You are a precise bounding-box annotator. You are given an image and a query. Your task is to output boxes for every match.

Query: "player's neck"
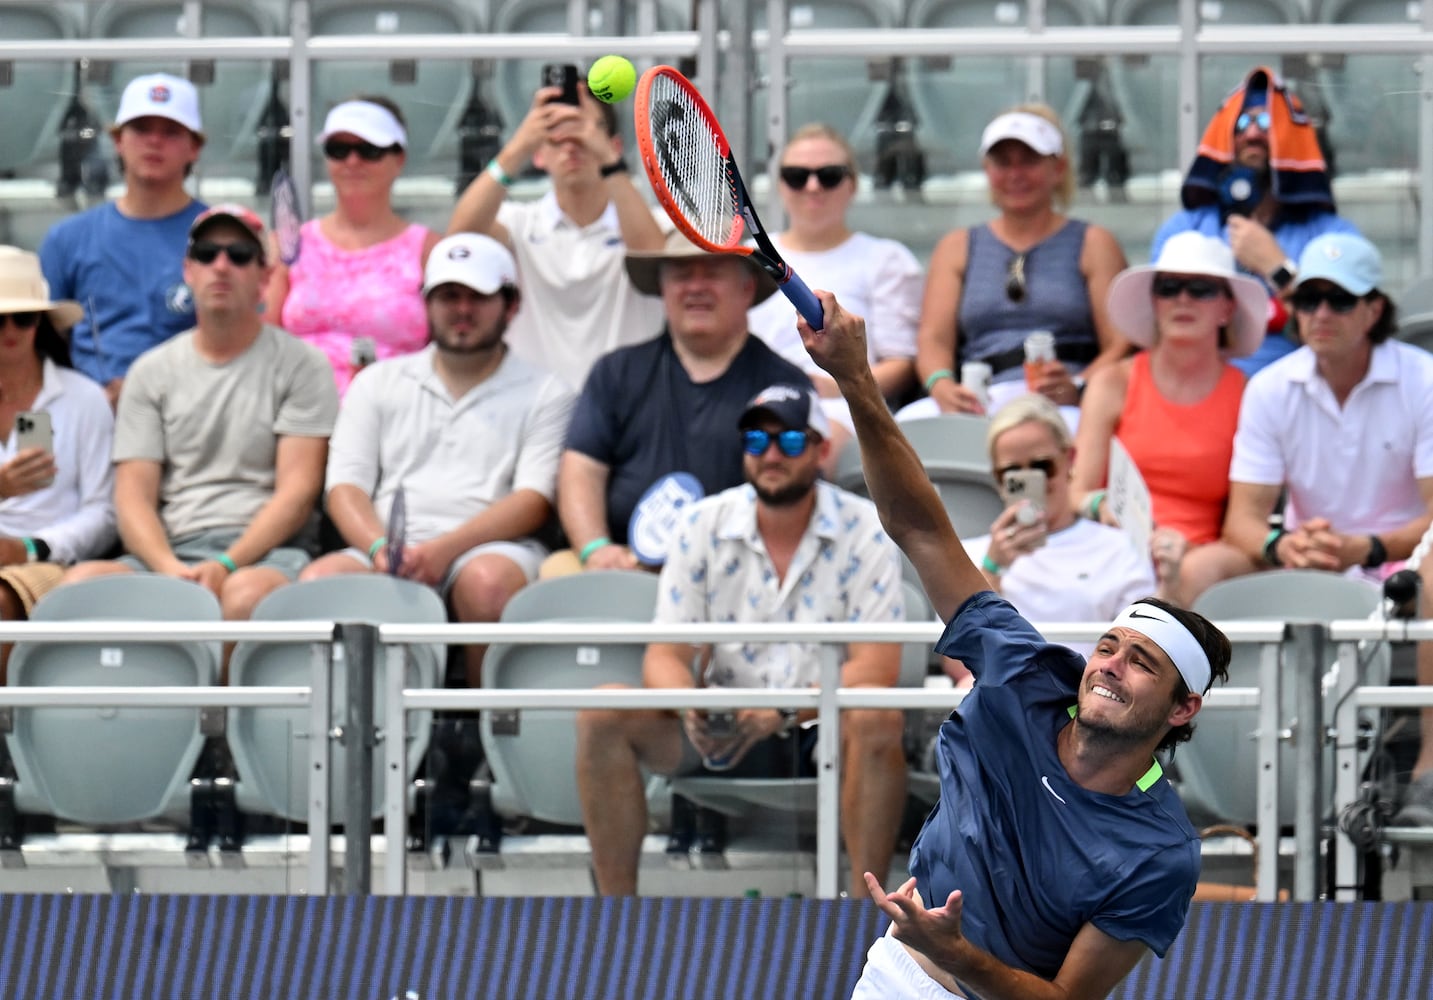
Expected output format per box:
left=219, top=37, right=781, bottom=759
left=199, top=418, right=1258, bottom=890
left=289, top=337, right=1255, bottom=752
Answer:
left=116, top=181, right=193, bottom=220
left=1058, top=720, right=1159, bottom=796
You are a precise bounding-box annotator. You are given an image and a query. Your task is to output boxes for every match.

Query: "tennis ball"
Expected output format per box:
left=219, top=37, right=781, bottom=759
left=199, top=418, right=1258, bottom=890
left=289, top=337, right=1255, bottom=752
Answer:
left=588, top=55, right=637, bottom=104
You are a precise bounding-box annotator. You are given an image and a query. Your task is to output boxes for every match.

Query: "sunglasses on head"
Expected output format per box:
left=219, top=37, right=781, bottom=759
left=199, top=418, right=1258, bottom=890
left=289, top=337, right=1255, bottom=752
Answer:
left=742, top=428, right=812, bottom=458
left=778, top=165, right=852, bottom=190
left=1236, top=110, right=1272, bottom=133
left=188, top=240, right=261, bottom=267
left=1006, top=253, right=1027, bottom=303
left=995, top=458, right=1058, bottom=480
left=1152, top=276, right=1227, bottom=301
left=322, top=138, right=395, bottom=162
left=1291, top=286, right=1362, bottom=314
left=0, top=311, right=40, bottom=330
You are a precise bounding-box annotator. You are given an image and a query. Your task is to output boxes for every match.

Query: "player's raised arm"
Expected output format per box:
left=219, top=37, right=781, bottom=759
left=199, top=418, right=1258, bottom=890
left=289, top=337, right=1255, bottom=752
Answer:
left=799, top=291, right=987, bottom=622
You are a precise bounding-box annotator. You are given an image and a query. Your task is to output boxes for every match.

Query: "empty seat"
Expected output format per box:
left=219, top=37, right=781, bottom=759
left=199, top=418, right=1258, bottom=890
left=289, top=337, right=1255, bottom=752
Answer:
left=1315, top=0, right=1422, bottom=174
left=227, top=575, right=446, bottom=825
left=0, top=4, right=80, bottom=179
left=1396, top=275, right=1433, bottom=353
left=6, top=576, right=221, bottom=825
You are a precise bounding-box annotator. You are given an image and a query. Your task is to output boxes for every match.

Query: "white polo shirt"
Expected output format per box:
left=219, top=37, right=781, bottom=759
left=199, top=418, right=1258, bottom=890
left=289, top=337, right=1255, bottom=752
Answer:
left=654, top=481, right=904, bottom=690
left=1230, top=340, right=1433, bottom=534
left=497, top=192, right=668, bottom=390
left=326, top=345, right=575, bottom=544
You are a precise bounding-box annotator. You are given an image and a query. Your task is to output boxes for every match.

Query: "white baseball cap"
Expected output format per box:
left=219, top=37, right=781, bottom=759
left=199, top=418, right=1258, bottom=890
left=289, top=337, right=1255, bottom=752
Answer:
left=317, top=100, right=407, bottom=150
left=1296, top=233, right=1383, bottom=297
left=422, top=234, right=519, bottom=297
left=978, top=111, right=1063, bottom=158
left=112, top=73, right=204, bottom=139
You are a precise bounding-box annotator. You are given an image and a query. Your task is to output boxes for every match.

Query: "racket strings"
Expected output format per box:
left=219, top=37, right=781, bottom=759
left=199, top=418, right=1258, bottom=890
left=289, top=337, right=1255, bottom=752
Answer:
left=646, top=77, right=740, bottom=247
left=270, top=172, right=303, bottom=263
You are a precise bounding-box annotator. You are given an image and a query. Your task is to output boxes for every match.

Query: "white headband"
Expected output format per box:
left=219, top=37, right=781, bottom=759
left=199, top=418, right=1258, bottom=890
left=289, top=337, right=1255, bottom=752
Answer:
left=1110, top=602, right=1211, bottom=694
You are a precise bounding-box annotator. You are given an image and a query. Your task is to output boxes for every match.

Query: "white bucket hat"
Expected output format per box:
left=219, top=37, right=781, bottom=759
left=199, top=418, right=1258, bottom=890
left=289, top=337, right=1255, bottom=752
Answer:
left=0, top=246, right=83, bottom=332
left=1106, top=232, right=1267, bottom=357
left=111, top=72, right=204, bottom=139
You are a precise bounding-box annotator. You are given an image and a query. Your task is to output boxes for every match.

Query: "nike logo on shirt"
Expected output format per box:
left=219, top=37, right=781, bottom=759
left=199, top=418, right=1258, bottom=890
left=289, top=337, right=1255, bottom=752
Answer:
left=1041, top=775, right=1067, bottom=804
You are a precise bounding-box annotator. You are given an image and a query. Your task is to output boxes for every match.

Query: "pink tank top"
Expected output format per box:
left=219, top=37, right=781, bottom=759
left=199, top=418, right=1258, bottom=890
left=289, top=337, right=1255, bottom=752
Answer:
left=279, top=220, right=431, bottom=395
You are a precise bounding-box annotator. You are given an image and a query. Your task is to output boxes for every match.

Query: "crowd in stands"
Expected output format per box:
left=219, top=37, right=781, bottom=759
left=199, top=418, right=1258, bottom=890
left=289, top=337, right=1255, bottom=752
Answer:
left=5, top=60, right=1433, bottom=890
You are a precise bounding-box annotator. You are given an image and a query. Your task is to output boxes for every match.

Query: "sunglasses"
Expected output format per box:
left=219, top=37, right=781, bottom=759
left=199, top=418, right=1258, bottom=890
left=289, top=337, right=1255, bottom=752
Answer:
left=1235, top=110, right=1272, bottom=133
left=322, top=138, right=396, bottom=162
left=1152, top=276, right=1228, bottom=301
left=778, top=165, right=852, bottom=190
left=1291, top=286, right=1362, bottom=314
left=0, top=311, right=40, bottom=330
left=742, top=428, right=812, bottom=458
left=188, top=240, right=261, bottom=267
left=995, top=458, right=1058, bottom=480
left=1006, top=253, right=1027, bottom=303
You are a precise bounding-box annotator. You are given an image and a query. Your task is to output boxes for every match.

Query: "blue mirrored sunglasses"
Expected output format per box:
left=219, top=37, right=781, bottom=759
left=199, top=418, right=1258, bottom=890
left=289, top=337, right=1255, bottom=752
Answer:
left=742, top=428, right=811, bottom=458
left=1236, top=110, right=1271, bottom=133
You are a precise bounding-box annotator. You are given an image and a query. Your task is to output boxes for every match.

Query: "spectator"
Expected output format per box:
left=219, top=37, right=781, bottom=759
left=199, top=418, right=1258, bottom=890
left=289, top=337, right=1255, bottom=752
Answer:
left=447, top=76, right=665, bottom=389
left=1216, top=233, right=1433, bottom=826
left=266, top=97, right=442, bottom=396
left=549, top=231, right=812, bottom=575
left=746, top=123, right=921, bottom=438
left=40, top=73, right=207, bottom=408
left=798, top=290, right=1230, bottom=1000
left=912, top=104, right=1128, bottom=423
left=62, top=206, right=337, bottom=640
left=0, top=247, right=115, bottom=658
left=575, top=384, right=907, bottom=898
left=962, top=394, right=1153, bottom=666
left=300, top=233, right=574, bottom=687
left=1151, top=65, right=1361, bottom=376
left=1071, top=232, right=1265, bottom=606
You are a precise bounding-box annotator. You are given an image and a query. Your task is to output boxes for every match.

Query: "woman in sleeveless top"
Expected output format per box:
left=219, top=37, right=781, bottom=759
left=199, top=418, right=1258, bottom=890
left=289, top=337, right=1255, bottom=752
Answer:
left=914, top=105, right=1130, bottom=419
left=1071, top=232, right=1266, bottom=605
left=265, top=96, right=441, bottom=396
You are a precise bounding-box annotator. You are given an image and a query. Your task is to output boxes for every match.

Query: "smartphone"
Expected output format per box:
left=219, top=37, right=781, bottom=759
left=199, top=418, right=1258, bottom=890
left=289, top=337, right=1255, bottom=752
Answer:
left=541, top=63, right=581, bottom=106
left=15, top=411, right=53, bottom=455
left=703, top=711, right=737, bottom=740
left=1001, top=468, right=1047, bottom=521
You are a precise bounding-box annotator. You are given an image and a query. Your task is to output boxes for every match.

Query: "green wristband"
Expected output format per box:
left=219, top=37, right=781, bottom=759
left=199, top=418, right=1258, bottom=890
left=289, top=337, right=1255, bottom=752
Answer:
left=980, top=553, right=1003, bottom=576
left=368, top=536, right=389, bottom=561
left=21, top=537, right=38, bottom=563
left=579, top=537, right=612, bottom=566
left=215, top=553, right=238, bottom=573
left=924, top=368, right=955, bottom=393
left=485, top=158, right=513, bottom=187
left=1084, top=490, right=1107, bottom=521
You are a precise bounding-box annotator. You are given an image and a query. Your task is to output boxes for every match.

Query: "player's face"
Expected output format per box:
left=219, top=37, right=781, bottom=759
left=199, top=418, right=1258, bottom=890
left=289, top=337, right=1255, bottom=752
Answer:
left=983, top=140, right=1063, bottom=214
left=742, top=419, right=826, bottom=507
left=114, top=116, right=201, bottom=185
left=182, top=222, right=270, bottom=316
left=660, top=256, right=758, bottom=346
left=1076, top=626, right=1191, bottom=745
left=426, top=284, right=513, bottom=355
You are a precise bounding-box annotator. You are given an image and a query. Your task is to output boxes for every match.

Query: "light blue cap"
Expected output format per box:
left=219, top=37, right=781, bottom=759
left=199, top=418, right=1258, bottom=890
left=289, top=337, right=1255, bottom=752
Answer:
left=1296, top=233, right=1382, bottom=296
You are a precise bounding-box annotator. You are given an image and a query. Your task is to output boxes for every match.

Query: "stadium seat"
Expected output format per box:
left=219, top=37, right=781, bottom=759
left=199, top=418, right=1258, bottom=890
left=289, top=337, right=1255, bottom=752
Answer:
left=835, top=414, right=1003, bottom=542
left=1186, top=569, right=1390, bottom=829
left=479, top=570, right=659, bottom=827
left=5, top=576, right=221, bottom=825
left=1396, top=275, right=1433, bottom=353
left=87, top=1, right=275, bottom=178
left=227, top=575, right=446, bottom=825
left=0, top=4, right=81, bottom=180
left=905, top=0, right=1096, bottom=174
left=1315, top=0, right=1422, bottom=174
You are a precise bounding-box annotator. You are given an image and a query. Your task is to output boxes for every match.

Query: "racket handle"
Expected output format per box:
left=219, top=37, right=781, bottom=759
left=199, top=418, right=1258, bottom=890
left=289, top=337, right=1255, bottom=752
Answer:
left=779, top=270, right=825, bottom=331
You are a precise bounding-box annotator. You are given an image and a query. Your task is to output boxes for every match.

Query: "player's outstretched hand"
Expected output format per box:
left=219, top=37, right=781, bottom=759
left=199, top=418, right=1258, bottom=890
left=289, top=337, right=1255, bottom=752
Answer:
left=797, top=290, right=869, bottom=387
left=864, top=874, right=968, bottom=969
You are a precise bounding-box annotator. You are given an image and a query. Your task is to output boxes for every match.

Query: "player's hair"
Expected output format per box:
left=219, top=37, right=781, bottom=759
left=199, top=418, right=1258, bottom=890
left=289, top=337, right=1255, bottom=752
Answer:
left=985, top=393, right=1071, bottom=467
left=1367, top=292, right=1397, bottom=344
left=32, top=314, right=72, bottom=369
left=1139, top=596, right=1231, bottom=752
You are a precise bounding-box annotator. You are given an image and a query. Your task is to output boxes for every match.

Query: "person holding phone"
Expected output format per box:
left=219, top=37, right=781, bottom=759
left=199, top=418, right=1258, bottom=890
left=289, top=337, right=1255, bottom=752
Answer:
left=447, top=65, right=667, bottom=390
left=0, top=247, right=116, bottom=650
left=265, top=95, right=442, bottom=396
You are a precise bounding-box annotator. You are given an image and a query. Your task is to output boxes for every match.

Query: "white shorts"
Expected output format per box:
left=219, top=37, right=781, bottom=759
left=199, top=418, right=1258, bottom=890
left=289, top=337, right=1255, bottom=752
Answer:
left=849, top=931, right=967, bottom=1000
left=340, top=537, right=546, bottom=596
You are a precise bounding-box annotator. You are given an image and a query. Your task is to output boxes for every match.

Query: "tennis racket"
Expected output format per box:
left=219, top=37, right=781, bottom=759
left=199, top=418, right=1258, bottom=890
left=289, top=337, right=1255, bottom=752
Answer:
left=385, top=486, right=406, bottom=577
left=269, top=166, right=303, bottom=265
left=633, top=65, right=824, bottom=330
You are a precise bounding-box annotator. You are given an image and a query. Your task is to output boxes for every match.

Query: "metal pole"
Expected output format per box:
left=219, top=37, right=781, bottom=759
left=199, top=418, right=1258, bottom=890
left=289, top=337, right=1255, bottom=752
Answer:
left=1421, top=1, right=1433, bottom=274
left=307, top=638, right=332, bottom=895
left=725, top=0, right=753, bottom=174
left=1176, top=0, right=1200, bottom=175
left=1287, top=623, right=1325, bottom=901
left=1332, top=639, right=1365, bottom=901
left=815, top=652, right=841, bottom=899
left=383, top=643, right=409, bottom=896
left=340, top=623, right=377, bottom=895
left=763, top=0, right=788, bottom=227
left=1255, top=638, right=1282, bottom=901
left=287, top=1, right=313, bottom=216
left=1026, top=0, right=1047, bottom=103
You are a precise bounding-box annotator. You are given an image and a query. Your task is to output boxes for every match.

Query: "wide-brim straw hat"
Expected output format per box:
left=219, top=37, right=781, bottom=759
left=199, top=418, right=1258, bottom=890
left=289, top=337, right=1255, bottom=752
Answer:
left=1107, top=231, right=1267, bottom=357
left=624, top=229, right=779, bottom=305
left=0, top=246, right=83, bottom=332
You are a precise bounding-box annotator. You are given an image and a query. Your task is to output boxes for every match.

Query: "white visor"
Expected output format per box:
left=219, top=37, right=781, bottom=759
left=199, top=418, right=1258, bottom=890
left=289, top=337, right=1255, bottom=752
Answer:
left=978, top=112, right=1064, bottom=158
left=317, top=100, right=407, bottom=150
left=1110, top=602, right=1212, bottom=695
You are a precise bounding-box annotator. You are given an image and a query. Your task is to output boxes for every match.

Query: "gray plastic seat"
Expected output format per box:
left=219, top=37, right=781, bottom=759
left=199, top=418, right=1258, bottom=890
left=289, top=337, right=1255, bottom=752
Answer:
left=227, top=575, right=446, bottom=824
left=1186, top=569, right=1389, bottom=828
left=1395, top=275, right=1433, bottom=353
left=0, top=4, right=80, bottom=179
left=1315, top=0, right=1422, bottom=174
left=479, top=570, right=660, bottom=827
left=6, top=576, right=221, bottom=825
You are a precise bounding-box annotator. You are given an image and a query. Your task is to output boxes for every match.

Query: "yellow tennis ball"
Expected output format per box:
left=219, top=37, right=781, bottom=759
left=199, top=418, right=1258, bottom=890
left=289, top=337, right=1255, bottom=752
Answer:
left=588, top=55, right=637, bottom=104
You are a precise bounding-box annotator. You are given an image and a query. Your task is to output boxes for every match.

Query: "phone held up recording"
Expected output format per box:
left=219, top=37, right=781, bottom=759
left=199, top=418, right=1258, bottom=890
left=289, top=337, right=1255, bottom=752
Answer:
left=1001, top=467, right=1048, bottom=546
left=541, top=63, right=581, bottom=106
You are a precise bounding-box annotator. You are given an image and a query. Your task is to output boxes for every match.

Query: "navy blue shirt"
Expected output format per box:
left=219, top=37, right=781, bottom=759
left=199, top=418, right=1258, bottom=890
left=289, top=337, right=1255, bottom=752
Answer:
left=565, top=331, right=810, bottom=544
left=909, top=592, right=1200, bottom=983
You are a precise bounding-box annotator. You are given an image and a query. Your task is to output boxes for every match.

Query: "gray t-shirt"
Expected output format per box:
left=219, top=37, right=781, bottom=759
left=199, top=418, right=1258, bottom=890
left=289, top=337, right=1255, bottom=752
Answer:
left=114, top=324, right=338, bottom=539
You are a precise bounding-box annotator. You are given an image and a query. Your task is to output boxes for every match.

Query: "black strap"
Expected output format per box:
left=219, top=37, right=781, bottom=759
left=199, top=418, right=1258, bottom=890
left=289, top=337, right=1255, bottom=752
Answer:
left=974, top=339, right=1100, bottom=375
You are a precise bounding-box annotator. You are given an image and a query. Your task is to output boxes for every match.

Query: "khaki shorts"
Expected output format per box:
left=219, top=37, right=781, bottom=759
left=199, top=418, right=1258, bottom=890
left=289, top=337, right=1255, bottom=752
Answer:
left=0, top=562, right=65, bottom=617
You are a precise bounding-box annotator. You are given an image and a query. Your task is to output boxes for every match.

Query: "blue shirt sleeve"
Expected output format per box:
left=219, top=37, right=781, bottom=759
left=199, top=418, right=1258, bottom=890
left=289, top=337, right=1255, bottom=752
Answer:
left=935, top=591, right=1085, bottom=692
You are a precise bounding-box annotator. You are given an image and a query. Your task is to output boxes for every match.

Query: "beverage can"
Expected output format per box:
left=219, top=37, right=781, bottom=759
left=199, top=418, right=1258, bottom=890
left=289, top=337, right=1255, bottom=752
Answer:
left=1023, top=331, right=1057, bottom=391
left=960, top=361, right=992, bottom=409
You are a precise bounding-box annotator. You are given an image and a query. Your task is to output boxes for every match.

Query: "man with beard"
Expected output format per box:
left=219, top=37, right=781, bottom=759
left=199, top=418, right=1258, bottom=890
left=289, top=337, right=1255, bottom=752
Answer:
left=791, top=291, right=1231, bottom=1000
left=1151, top=66, right=1361, bottom=376
left=302, top=232, right=574, bottom=687
left=575, top=384, right=908, bottom=897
